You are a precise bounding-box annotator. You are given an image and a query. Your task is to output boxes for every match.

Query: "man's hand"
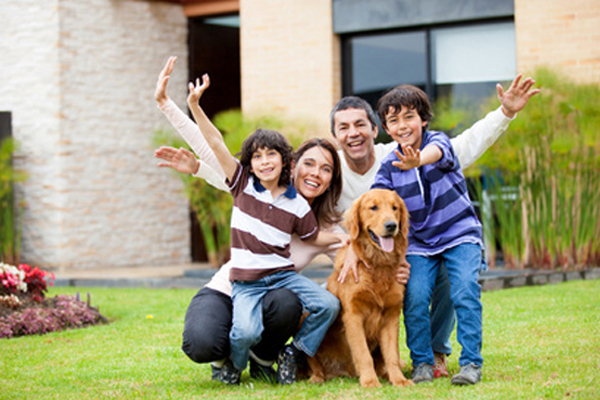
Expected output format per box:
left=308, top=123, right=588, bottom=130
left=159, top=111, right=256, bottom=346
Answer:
left=498, top=74, right=541, bottom=118
left=392, top=144, right=420, bottom=170
left=395, top=258, right=411, bottom=285
left=155, top=146, right=200, bottom=175
left=155, top=56, right=177, bottom=107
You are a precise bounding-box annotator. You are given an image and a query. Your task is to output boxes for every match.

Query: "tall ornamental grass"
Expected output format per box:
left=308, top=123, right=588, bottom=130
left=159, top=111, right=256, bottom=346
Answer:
left=434, top=68, right=600, bottom=270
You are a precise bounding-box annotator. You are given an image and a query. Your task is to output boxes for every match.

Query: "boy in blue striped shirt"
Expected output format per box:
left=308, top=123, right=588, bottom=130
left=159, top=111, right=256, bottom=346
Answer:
left=372, top=84, right=484, bottom=385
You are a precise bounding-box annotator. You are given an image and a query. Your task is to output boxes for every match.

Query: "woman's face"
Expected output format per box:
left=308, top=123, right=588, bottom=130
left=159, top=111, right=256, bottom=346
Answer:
left=293, top=146, right=335, bottom=204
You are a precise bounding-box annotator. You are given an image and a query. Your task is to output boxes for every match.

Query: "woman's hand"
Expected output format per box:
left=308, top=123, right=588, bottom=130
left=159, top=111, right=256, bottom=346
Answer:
left=155, top=56, right=177, bottom=107
left=337, top=244, right=372, bottom=283
left=155, top=146, right=200, bottom=175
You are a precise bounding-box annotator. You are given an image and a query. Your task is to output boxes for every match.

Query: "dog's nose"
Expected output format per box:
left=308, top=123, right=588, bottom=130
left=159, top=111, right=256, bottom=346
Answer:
left=384, top=221, right=397, bottom=233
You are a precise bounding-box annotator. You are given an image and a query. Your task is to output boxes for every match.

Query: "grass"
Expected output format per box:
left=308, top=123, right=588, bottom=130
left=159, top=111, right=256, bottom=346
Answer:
left=1, top=280, right=599, bottom=399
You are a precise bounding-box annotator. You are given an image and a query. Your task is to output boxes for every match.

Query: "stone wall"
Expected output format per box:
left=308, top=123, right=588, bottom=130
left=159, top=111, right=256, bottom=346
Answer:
left=0, top=0, right=192, bottom=269
left=515, top=0, right=600, bottom=84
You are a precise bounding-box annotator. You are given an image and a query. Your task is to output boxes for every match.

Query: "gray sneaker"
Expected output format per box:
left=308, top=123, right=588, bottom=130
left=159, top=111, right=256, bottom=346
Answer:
left=451, top=363, right=482, bottom=385
left=412, top=363, right=433, bottom=384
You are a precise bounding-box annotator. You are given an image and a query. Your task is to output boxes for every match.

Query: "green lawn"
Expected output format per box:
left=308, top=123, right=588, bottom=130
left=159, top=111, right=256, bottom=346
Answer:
left=1, top=280, right=599, bottom=399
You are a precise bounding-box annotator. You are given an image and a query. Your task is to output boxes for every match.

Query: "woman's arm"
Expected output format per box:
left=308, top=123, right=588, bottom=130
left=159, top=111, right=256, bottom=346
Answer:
left=155, top=56, right=227, bottom=181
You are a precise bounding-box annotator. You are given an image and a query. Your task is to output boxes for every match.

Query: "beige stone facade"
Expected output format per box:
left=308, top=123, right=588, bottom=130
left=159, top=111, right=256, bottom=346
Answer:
left=1, top=0, right=191, bottom=269
left=514, top=0, right=600, bottom=84
left=239, top=0, right=341, bottom=135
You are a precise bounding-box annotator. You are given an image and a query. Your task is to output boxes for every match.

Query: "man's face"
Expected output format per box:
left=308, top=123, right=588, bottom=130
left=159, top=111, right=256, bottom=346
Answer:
left=333, top=108, right=378, bottom=165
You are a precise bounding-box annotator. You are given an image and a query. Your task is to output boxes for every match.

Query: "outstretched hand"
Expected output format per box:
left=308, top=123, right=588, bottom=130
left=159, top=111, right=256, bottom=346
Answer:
left=155, top=56, right=177, bottom=106
left=155, top=146, right=200, bottom=175
left=392, top=144, right=420, bottom=171
left=187, top=74, right=211, bottom=107
left=497, top=74, right=541, bottom=118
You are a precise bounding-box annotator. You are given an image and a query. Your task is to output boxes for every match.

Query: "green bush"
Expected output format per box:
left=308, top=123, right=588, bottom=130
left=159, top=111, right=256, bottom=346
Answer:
left=0, top=138, right=27, bottom=264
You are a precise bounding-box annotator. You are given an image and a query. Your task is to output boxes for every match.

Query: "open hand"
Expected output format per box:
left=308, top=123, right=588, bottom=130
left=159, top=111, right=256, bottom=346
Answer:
left=155, top=56, right=177, bottom=106
left=155, top=146, right=200, bottom=175
left=392, top=144, right=420, bottom=170
left=497, top=73, right=541, bottom=118
left=187, top=74, right=211, bottom=106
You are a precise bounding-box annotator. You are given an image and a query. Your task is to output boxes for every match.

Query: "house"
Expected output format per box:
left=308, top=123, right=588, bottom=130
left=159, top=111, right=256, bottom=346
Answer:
left=1, top=0, right=597, bottom=271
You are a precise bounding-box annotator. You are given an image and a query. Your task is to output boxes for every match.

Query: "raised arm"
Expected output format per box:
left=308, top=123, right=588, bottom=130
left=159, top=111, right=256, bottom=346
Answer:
left=155, top=56, right=226, bottom=181
left=187, top=75, right=238, bottom=181
left=451, top=74, right=540, bottom=169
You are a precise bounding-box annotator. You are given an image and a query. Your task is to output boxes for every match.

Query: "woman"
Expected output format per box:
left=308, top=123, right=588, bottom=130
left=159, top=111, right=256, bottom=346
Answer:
left=154, top=56, right=345, bottom=384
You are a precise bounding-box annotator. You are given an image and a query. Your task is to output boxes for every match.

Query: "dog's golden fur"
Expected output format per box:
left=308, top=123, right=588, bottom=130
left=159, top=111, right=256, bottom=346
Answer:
left=306, top=189, right=412, bottom=388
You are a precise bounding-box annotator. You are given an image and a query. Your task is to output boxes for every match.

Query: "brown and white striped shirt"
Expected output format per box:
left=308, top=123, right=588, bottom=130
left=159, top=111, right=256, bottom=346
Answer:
left=227, top=162, right=319, bottom=282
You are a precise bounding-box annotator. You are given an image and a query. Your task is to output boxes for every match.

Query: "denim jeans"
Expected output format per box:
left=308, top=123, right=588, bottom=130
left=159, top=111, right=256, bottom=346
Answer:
left=430, top=264, right=456, bottom=355
left=404, top=243, right=484, bottom=367
left=230, top=270, right=340, bottom=371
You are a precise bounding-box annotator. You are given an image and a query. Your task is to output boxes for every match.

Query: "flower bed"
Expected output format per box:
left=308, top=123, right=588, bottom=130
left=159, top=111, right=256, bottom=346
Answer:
left=0, top=263, right=107, bottom=339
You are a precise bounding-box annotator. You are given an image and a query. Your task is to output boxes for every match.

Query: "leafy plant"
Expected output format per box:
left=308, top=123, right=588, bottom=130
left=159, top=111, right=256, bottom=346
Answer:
left=0, top=137, right=27, bottom=265
left=154, top=109, right=307, bottom=266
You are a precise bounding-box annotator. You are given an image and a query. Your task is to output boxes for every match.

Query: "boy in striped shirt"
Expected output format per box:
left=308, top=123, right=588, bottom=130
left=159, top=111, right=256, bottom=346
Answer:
left=187, top=74, right=346, bottom=385
left=372, top=84, right=485, bottom=385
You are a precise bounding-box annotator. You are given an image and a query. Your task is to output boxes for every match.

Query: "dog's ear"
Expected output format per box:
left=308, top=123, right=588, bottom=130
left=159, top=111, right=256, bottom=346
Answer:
left=345, top=195, right=362, bottom=240
left=398, top=196, right=409, bottom=242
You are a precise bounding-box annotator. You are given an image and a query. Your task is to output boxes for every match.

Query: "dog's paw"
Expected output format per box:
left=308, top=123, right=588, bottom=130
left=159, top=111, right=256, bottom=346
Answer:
left=309, top=375, right=325, bottom=385
left=390, top=377, right=413, bottom=387
left=360, top=376, right=381, bottom=388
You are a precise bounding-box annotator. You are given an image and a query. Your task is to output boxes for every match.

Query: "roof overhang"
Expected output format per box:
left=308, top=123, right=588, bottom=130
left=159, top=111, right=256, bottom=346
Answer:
left=158, top=0, right=239, bottom=17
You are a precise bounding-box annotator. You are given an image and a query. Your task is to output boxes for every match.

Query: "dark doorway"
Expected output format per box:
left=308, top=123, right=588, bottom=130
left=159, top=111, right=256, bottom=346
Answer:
left=187, top=15, right=240, bottom=262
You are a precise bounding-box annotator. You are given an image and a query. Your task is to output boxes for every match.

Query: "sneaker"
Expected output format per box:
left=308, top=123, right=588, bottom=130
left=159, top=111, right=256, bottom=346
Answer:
left=210, top=364, right=222, bottom=381
left=412, top=363, right=433, bottom=384
left=451, top=363, right=482, bottom=385
left=277, top=345, right=300, bottom=385
left=433, top=352, right=449, bottom=378
left=250, top=358, right=277, bottom=383
left=216, top=359, right=241, bottom=385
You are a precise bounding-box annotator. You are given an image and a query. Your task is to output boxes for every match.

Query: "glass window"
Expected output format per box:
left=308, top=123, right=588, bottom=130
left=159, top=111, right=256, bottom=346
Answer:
left=343, top=20, right=515, bottom=110
left=349, top=31, right=427, bottom=110
left=432, top=22, right=516, bottom=106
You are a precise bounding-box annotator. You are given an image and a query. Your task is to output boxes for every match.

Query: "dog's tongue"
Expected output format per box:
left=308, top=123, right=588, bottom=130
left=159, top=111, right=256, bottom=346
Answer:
left=379, top=235, right=394, bottom=253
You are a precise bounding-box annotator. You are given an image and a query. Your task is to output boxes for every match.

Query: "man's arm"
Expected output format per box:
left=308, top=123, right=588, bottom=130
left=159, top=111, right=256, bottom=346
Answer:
left=451, top=74, right=540, bottom=169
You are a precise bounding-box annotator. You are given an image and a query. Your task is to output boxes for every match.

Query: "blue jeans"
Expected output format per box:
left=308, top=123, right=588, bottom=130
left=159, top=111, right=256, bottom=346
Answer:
left=230, top=270, right=340, bottom=371
left=404, top=243, right=484, bottom=367
left=430, top=264, right=455, bottom=355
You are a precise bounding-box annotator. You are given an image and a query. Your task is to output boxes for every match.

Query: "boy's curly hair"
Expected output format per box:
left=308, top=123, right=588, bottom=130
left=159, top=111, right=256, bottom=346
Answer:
left=239, top=128, right=293, bottom=187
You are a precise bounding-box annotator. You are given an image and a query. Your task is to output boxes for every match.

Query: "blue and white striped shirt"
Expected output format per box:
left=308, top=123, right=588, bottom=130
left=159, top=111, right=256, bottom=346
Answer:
left=372, top=131, right=482, bottom=256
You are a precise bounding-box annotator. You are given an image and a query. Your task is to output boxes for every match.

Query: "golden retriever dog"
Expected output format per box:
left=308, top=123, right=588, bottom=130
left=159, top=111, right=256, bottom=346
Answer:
left=306, top=189, right=412, bottom=388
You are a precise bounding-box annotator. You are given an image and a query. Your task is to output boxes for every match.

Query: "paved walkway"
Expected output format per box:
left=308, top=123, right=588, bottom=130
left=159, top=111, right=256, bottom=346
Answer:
left=52, top=262, right=600, bottom=292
